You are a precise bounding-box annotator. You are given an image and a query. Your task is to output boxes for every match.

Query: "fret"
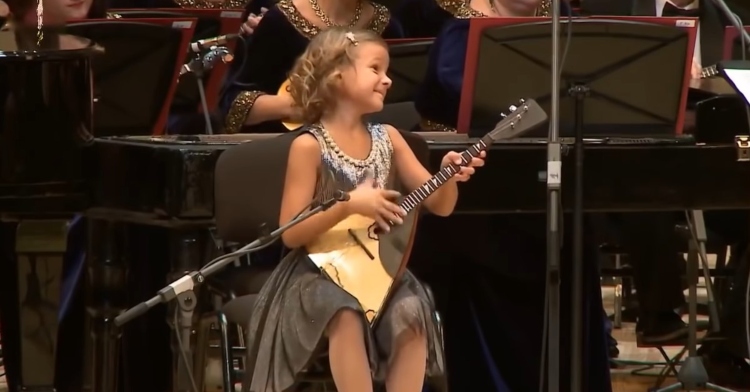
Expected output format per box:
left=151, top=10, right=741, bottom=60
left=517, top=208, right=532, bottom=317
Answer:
left=399, top=141, right=487, bottom=214
left=395, top=99, right=540, bottom=215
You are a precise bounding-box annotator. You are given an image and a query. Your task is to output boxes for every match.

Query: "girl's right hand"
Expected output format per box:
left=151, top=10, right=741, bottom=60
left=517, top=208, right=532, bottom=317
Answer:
left=347, top=178, right=405, bottom=232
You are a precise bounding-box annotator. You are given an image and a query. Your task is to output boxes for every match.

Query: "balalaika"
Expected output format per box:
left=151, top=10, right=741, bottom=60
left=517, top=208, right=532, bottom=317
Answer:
left=305, top=99, right=549, bottom=325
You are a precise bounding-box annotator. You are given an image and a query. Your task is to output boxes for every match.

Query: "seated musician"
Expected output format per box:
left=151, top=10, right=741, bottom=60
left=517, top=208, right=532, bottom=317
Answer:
left=218, top=0, right=403, bottom=134
left=581, top=0, right=750, bottom=386
left=47, top=0, right=121, bottom=20
left=391, top=0, right=453, bottom=38
left=1, top=0, right=110, bottom=25
left=414, top=0, right=555, bottom=133
left=243, top=27, right=485, bottom=392
left=0, top=1, right=7, bottom=29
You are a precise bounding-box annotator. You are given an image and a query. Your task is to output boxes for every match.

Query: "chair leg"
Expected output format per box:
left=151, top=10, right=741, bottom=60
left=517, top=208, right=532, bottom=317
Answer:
left=216, top=306, right=234, bottom=392
left=613, top=254, right=623, bottom=329
left=713, top=246, right=729, bottom=312
left=237, top=324, right=246, bottom=372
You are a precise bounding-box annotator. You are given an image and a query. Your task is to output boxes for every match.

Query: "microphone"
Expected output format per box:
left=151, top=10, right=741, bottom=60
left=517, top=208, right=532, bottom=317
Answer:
left=189, top=33, right=240, bottom=53
left=180, top=46, right=234, bottom=76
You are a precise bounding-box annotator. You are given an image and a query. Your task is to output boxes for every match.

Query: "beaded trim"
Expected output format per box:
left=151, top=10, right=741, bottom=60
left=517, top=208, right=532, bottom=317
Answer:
left=276, top=0, right=390, bottom=40
left=225, top=90, right=265, bottom=134
left=173, top=0, right=247, bottom=9
left=314, top=123, right=378, bottom=169
left=454, top=0, right=552, bottom=18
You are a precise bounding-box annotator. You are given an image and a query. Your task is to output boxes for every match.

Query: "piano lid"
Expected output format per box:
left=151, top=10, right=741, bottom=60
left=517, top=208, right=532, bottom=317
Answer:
left=98, top=134, right=278, bottom=147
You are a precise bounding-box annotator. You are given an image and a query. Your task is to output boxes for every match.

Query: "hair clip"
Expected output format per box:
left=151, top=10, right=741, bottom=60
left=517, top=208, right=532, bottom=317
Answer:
left=345, top=32, right=358, bottom=46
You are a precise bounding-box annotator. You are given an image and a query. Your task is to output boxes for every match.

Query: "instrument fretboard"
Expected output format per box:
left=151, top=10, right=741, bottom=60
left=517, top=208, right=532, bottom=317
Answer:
left=400, top=135, right=492, bottom=213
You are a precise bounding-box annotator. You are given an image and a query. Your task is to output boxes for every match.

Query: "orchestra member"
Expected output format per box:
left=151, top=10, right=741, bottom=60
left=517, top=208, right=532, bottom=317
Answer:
left=0, top=0, right=8, bottom=17
left=240, top=5, right=267, bottom=35
left=223, top=2, right=272, bottom=99
left=408, top=1, right=612, bottom=391
left=391, top=0, right=453, bottom=38
left=243, top=27, right=485, bottom=392
left=49, top=0, right=108, bottom=19
left=218, top=0, right=403, bottom=134
left=580, top=0, right=750, bottom=386
left=583, top=0, right=750, bottom=76
left=414, top=0, right=554, bottom=133
left=3, top=0, right=108, bottom=24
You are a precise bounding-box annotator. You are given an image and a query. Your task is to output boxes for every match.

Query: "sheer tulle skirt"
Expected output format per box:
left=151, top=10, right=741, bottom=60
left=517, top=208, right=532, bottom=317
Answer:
left=242, top=249, right=446, bottom=392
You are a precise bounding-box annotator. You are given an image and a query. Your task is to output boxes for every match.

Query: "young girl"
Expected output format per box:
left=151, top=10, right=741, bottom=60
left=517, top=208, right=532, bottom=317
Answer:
left=242, top=27, right=484, bottom=392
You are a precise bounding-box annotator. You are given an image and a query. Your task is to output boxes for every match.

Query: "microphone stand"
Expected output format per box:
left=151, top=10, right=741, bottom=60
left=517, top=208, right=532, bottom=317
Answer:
left=113, top=196, right=343, bottom=391
left=546, top=1, right=563, bottom=392
left=180, top=47, right=232, bottom=135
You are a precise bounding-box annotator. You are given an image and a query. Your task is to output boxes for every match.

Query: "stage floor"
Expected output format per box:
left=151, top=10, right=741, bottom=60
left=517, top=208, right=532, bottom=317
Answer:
left=1, top=254, right=748, bottom=391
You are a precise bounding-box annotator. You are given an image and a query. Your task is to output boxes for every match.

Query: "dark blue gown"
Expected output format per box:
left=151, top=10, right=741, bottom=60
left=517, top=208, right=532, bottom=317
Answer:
left=408, top=3, right=613, bottom=392
left=217, top=0, right=403, bottom=134
left=390, top=0, right=453, bottom=38
left=412, top=3, right=484, bottom=132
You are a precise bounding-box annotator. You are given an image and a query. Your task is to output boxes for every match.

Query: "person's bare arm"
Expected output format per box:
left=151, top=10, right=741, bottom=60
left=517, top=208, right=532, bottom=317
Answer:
left=279, top=134, right=351, bottom=248
left=245, top=94, right=296, bottom=125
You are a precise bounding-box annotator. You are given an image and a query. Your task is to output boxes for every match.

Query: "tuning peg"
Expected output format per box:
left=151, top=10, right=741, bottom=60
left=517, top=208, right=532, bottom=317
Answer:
left=509, top=105, right=518, bottom=112
left=500, top=112, right=507, bottom=118
left=518, top=99, right=526, bottom=104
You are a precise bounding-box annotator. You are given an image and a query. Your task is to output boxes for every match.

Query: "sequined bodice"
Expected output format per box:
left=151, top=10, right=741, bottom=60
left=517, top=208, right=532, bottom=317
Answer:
left=307, top=123, right=393, bottom=204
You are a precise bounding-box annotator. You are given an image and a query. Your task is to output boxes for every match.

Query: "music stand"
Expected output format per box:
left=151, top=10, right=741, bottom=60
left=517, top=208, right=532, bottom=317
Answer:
left=459, top=16, right=695, bottom=391
left=384, top=39, right=433, bottom=103
left=67, top=19, right=195, bottom=136
left=459, top=17, right=695, bottom=136
left=722, top=25, right=750, bottom=60
left=112, top=9, right=242, bottom=112
left=718, top=60, right=750, bottom=104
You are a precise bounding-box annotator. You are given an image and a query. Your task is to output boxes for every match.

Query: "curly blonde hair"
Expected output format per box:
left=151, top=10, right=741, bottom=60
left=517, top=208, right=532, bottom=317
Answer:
left=287, top=27, right=387, bottom=124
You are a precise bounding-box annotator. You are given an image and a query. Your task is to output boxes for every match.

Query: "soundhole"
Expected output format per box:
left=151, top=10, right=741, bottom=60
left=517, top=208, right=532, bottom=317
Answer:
left=367, top=223, right=381, bottom=240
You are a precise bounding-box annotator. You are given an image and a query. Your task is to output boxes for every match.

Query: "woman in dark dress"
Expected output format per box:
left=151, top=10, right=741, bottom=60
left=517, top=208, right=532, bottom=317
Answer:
left=217, top=0, right=403, bottom=134
left=407, top=1, right=613, bottom=391
left=391, top=0, right=453, bottom=38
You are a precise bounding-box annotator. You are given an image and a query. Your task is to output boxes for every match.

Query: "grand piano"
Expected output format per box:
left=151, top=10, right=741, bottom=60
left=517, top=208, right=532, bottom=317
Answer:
left=0, top=16, right=99, bottom=392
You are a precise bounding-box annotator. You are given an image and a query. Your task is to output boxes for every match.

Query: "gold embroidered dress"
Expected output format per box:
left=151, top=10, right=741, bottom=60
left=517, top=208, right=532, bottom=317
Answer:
left=413, top=0, right=552, bottom=133
left=218, top=0, right=402, bottom=134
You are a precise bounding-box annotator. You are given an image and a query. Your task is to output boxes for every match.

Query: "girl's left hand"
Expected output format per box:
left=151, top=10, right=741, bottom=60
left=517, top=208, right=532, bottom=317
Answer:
left=441, top=150, right=486, bottom=182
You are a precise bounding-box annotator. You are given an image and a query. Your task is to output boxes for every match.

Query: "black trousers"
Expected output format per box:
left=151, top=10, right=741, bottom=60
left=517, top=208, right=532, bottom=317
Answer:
left=609, top=212, right=686, bottom=318
left=603, top=211, right=749, bottom=357
left=705, top=211, right=750, bottom=358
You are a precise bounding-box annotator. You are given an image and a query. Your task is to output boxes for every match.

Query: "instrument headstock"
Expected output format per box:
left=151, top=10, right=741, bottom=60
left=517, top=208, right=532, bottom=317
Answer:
left=487, top=99, right=547, bottom=142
